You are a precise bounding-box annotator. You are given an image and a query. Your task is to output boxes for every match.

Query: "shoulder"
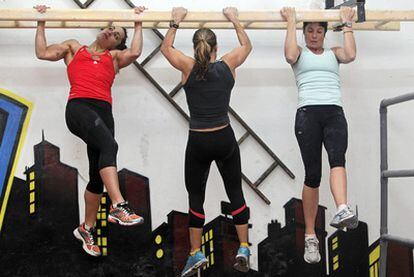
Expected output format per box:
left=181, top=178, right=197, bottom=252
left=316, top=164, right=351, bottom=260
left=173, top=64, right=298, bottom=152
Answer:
left=63, top=39, right=81, bottom=52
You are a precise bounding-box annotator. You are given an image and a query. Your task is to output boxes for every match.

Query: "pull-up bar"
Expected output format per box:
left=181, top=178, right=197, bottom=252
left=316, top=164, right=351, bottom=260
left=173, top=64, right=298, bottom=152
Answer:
left=0, top=9, right=413, bottom=30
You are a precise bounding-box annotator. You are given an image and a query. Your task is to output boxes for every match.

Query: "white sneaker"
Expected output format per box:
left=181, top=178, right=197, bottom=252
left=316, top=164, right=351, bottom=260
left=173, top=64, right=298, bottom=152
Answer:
left=304, top=236, right=321, bottom=264
left=330, top=205, right=359, bottom=229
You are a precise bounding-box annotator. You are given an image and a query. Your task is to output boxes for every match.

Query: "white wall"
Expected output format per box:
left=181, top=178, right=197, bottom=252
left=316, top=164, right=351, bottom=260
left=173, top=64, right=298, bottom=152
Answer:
left=1, top=0, right=413, bottom=269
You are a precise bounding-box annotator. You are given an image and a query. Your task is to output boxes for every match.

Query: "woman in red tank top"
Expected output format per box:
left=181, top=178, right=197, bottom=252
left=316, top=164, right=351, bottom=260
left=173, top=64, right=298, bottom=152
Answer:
left=34, top=5, right=146, bottom=257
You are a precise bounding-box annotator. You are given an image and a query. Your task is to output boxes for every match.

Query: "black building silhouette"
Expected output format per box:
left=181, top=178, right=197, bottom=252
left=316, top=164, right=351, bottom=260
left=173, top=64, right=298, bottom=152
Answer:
left=258, top=198, right=328, bottom=277
left=327, top=222, right=369, bottom=276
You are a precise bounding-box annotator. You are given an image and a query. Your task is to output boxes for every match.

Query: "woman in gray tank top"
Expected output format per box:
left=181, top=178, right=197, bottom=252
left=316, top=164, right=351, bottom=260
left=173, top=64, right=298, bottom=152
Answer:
left=161, top=6, right=252, bottom=277
left=281, top=6, right=359, bottom=264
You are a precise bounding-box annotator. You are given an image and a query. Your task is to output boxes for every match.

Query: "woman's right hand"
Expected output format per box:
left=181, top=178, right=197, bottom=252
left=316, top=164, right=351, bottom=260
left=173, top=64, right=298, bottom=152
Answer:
left=223, top=7, right=239, bottom=23
left=172, top=7, right=187, bottom=25
left=280, top=7, right=296, bottom=23
left=34, top=5, right=49, bottom=26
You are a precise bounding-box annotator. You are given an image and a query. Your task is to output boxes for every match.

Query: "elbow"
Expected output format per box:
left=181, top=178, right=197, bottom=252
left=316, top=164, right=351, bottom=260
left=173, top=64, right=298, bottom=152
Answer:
left=160, top=44, right=169, bottom=56
left=285, top=56, right=297, bottom=65
left=130, top=51, right=141, bottom=60
left=343, top=54, right=356, bottom=64
left=35, top=51, right=46, bottom=60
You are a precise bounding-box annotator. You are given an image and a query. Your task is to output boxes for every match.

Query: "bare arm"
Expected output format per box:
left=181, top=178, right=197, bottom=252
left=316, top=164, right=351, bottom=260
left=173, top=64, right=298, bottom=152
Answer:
left=281, top=7, right=301, bottom=64
left=34, top=5, right=79, bottom=62
left=332, top=7, right=356, bottom=64
left=115, top=6, right=146, bottom=69
left=35, top=22, right=74, bottom=61
left=160, top=7, right=194, bottom=82
left=221, top=7, right=252, bottom=73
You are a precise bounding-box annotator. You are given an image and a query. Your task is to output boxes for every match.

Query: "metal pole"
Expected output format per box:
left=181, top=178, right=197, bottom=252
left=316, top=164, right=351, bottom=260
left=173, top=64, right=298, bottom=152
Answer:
left=379, top=105, right=388, bottom=277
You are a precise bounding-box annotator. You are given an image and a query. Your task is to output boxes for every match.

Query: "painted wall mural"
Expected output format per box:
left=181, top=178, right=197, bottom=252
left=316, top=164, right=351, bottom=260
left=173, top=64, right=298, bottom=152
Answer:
left=0, top=100, right=412, bottom=276
left=0, top=88, right=32, bottom=233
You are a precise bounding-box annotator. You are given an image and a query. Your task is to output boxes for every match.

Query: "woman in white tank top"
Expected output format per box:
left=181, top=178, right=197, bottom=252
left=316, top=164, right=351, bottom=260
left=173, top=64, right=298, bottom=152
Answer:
left=281, top=6, right=359, bottom=265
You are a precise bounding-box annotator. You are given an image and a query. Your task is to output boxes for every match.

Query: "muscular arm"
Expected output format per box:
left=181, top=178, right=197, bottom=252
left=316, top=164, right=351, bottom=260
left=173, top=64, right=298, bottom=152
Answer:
left=35, top=22, right=79, bottom=62
left=221, top=7, right=252, bottom=74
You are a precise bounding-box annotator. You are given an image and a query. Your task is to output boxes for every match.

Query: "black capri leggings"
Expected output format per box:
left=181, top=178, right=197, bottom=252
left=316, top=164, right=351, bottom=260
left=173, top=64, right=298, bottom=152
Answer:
left=185, top=125, right=249, bottom=228
left=65, top=98, right=118, bottom=194
left=295, top=105, right=348, bottom=188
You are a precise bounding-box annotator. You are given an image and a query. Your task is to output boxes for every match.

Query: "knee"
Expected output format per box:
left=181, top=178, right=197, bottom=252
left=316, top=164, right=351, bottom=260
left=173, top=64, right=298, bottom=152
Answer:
left=328, top=153, right=346, bottom=168
left=232, top=204, right=249, bottom=225
left=86, top=182, right=104, bottom=194
left=304, top=174, right=321, bottom=188
left=189, top=208, right=205, bottom=228
left=99, top=139, right=118, bottom=169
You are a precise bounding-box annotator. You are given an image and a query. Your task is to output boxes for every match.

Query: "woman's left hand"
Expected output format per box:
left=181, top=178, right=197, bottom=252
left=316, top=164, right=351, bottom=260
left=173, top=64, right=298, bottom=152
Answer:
left=133, top=6, right=146, bottom=26
left=340, top=7, right=355, bottom=23
left=134, top=6, right=146, bottom=14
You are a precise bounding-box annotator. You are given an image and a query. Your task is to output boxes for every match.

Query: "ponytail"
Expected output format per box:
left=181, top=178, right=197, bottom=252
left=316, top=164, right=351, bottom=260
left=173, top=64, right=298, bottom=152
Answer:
left=192, top=28, right=217, bottom=81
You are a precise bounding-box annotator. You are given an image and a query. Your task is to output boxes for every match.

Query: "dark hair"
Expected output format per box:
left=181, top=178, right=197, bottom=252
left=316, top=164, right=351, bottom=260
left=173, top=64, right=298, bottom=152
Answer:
left=303, top=22, right=328, bottom=34
left=192, top=28, right=217, bottom=81
left=116, top=27, right=128, bottom=50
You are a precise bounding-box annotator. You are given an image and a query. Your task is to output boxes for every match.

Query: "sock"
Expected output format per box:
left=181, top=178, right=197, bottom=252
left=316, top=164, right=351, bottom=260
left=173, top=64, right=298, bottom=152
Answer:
left=240, top=242, right=249, bottom=248
left=190, top=248, right=200, bottom=256
left=84, top=223, right=92, bottom=231
left=305, top=234, right=317, bottom=240
left=337, top=204, right=348, bottom=213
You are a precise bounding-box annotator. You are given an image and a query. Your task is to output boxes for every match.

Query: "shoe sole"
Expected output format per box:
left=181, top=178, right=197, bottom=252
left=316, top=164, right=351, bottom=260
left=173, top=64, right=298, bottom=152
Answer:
left=181, top=259, right=208, bottom=277
left=73, top=228, right=101, bottom=257
left=330, top=214, right=359, bottom=229
left=108, top=215, right=144, bottom=226
left=234, top=255, right=250, bottom=272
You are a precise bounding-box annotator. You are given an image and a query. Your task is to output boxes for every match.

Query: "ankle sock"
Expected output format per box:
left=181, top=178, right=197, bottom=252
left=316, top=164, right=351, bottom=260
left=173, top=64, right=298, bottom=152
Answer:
left=190, top=248, right=200, bottom=256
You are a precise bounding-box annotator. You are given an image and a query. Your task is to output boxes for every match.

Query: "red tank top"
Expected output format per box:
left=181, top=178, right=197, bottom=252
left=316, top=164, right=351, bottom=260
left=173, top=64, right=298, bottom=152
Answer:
left=67, top=45, right=115, bottom=104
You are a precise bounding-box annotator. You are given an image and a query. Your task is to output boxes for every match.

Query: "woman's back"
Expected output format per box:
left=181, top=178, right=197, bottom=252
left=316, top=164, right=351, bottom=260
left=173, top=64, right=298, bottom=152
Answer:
left=184, top=61, right=235, bottom=129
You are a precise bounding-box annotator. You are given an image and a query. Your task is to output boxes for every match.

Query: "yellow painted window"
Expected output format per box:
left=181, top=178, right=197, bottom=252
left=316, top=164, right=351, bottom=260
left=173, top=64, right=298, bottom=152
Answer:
left=29, top=203, right=35, bottom=214
left=156, top=249, right=164, bottom=259
left=155, top=235, right=162, bottom=245
left=29, top=192, right=35, bottom=203
left=369, top=245, right=380, bottom=265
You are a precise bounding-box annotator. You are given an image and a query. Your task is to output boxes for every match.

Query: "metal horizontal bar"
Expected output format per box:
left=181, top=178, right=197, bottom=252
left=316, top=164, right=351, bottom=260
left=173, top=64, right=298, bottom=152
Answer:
left=381, top=234, right=414, bottom=248
left=0, top=20, right=401, bottom=31
left=382, top=169, right=414, bottom=178
left=380, top=92, right=414, bottom=108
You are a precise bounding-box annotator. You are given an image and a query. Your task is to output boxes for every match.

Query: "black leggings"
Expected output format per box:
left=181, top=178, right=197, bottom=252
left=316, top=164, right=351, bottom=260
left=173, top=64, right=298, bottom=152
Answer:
left=65, top=98, right=118, bottom=194
left=295, top=105, right=348, bottom=188
left=185, top=125, right=249, bottom=228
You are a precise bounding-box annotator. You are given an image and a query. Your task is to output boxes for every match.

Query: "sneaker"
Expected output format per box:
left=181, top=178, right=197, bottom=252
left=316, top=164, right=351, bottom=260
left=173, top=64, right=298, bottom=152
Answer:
left=330, top=205, right=359, bottom=229
left=108, top=201, right=144, bottom=226
left=234, top=246, right=250, bottom=272
left=73, top=224, right=101, bottom=257
left=304, top=236, right=321, bottom=264
left=181, top=251, right=208, bottom=277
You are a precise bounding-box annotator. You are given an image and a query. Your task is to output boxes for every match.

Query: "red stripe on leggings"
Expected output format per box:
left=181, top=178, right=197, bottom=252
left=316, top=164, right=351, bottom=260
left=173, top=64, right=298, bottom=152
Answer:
left=231, top=204, right=247, bottom=216
left=189, top=209, right=205, bottom=219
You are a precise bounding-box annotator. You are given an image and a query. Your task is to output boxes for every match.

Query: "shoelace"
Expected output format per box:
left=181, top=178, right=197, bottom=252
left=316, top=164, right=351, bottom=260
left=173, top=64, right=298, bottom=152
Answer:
left=84, top=228, right=95, bottom=245
left=337, top=206, right=352, bottom=218
left=305, top=238, right=319, bottom=253
left=117, top=202, right=134, bottom=216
